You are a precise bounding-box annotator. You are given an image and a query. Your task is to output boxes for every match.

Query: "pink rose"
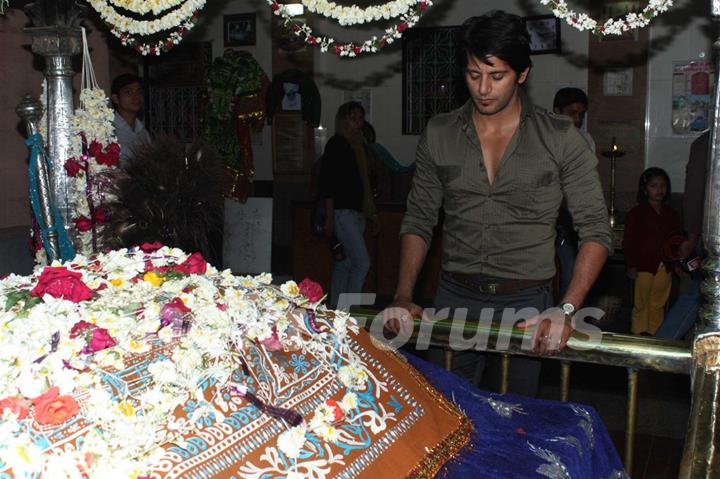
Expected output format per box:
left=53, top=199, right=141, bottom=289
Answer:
left=175, top=252, right=207, bottom=275
left=0, top=397, right=30, bottom=420
left=88, top=141, right=103, bottom=158
left=30, top=267, right=94, bottom=302
left=260, top=325, right=283, bottom=351
left=32, top=387, right=80, bottom=426
left=140, top=241, right=164, bottom=252
left=74, top=215, right=93, bottom=232
left=64, top=159, right=83, bottom=177
left=92, top=207, right=110, bottom=224
left=86, top=327, right=116, bottom=353
left=160, top=297, right=192, bottom=332
left=299, top=278, right=324, bottom=302
left=70, top=321, right=116, bottom=354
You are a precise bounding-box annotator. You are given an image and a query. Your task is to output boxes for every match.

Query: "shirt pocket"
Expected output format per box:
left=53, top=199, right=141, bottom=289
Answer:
left=511, top=168, right=560, bottom=218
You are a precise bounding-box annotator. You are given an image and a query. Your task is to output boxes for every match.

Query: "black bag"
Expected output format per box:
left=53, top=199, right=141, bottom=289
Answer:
left=310, top=155, right=326, bottom=236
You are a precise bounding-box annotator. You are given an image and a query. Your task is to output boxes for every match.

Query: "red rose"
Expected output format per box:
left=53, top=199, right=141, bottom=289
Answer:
left=97, top=147, right=119, bottom=167
left=31, top=267, right=94, bottom=302
left=175, top=252, right=207, bottom=275
left=397, top=22, right=408, bottom=33
left=64, top=159, right=83, bottom=177
left=106, top=143, right=121, bottom=156
left=86, top=327, right=116, bottom=353
left=0, top=396, right=30, bottom=420
left=70, top=320, right=94, bottom=338
left=33, top=387, right=80, bottom=426
left=92, top=207, right=110, bottom=224
left=140, top=241, right=164, bottom=252
left=353, top=46, right=362, bottom=55
left=88, top=140, right=103, bottom=158
left=299, top=278, right=324, bottom=302
left=325, top=399, right=344, bottom=423
left=74, top=215, right=93, bottom=232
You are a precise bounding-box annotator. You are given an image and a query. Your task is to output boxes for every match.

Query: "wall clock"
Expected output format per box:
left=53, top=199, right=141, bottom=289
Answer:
left=524, top=15, right=561, bottom=55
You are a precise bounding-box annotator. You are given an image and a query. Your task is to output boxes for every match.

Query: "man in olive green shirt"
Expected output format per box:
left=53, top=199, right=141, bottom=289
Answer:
left=384, top=11, right=611, bottom=394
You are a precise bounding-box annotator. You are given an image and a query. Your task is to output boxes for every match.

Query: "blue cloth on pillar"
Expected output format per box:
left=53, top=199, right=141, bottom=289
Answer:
left=404, top=353, right=628, bottom=479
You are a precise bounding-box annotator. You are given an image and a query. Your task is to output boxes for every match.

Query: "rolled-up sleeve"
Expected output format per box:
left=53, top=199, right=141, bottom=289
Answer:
left=559, top=127, right=612, bottom=252
left=400, top=130, right=443, bottom=245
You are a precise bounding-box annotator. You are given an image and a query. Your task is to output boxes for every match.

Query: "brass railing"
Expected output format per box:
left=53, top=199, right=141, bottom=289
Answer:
left=356, top=313, right=692, bottom=473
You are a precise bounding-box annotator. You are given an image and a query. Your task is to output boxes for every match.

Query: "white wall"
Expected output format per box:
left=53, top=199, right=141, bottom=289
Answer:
left=311, top=3, right=590, bottom=167
left=192, top=1, right=590, bottom=177
left=646, top=0, right=714, bottom=190
left=147, top=1, right=718, bottom=189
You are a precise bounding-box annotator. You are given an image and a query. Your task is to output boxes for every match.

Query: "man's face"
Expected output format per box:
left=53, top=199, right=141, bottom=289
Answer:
left=465, top=54, right=529, bottom=117
left=554, top=101, right=587, bottom=129
left=111, top=82, right=144, bottom=115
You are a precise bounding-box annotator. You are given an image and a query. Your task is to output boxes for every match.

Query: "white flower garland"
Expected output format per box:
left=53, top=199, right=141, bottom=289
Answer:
left=301, top=0, right=424, bottom=26
left=270, top=0, right=430, bottom=56
left=109, top=0, right=185, bottom=16
left=88, top=0, right=205, bottom=35
left=540, top=0, right=673, bottom=36
left=0, top=247, right=369, bottom=478
left=65, top=88, right=120, bottom=255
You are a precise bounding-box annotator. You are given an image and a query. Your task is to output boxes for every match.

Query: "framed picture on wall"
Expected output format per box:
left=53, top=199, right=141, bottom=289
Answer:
left=224, top=13, right=256, bottom=47
left=523, top=15, right=561, bottom=55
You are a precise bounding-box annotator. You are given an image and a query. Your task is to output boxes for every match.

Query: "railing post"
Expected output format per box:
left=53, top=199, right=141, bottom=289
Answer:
left=625, top=368, right=638, bottom=473
left=678, top=3, right=720, bottom=477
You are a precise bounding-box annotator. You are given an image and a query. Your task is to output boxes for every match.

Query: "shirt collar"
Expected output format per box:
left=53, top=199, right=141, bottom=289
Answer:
left=457, top=87, right=533, bottom=129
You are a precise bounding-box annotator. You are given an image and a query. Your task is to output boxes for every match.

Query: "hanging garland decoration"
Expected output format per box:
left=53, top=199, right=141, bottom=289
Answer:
left=87, top=0, right=205, bottom=55
left=540, top=0, right=673, bottom=36
left=269, top=0, right=430, bottom=56
left=108, top=0, right=186, bottom=15
left=204, top=50, right=269, bottom=202
left=300, top=0, right=426, bottom=26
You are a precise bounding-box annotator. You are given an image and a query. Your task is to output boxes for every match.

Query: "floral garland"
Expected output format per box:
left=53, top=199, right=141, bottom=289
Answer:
left=64, top=88, right=121, bottom=256
left=0, top=245, right=370, bottom=478
left=270, top=0, right=430, bottom=56
left=110, top=17, right=198, bottom=56
left=87, top=0, right=205, bottom=55
left=540, top=0, right=673, bottom=36
left=301, top=0, right=425, bottom=26
left=109, top=0, right=185, bottom=16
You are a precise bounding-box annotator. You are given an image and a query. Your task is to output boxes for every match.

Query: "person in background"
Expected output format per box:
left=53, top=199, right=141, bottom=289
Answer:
left=320, top=102, right=376, bottom=309
left=553, top=87, right=594, bottom=152
left=623, top=167, right=682, bottom=335
left=656, top=131, right=708, bottom=339
left=383, top=11, right=611, bottom=396
left=552, top=88, right=594, bottom=299
left=111, top=73, right=151, bottom=166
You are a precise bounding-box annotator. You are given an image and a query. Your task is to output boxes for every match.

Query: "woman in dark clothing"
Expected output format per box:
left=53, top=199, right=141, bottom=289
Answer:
left=320, top=102, right=376, bottom=309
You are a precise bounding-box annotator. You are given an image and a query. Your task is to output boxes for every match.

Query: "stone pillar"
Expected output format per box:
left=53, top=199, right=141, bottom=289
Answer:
left=24, top=27, right=81, bottom=225
left=678, top=6, right=720, bottom=478
left=23, top=0, right=85, bottom=225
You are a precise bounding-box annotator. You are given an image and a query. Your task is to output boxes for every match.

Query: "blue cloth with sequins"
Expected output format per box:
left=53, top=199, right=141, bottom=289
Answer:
left=405, top=353, right=628, bottom=479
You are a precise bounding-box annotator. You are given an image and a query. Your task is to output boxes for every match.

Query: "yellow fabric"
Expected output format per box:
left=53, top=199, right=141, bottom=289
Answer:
left=632, top=266, right=671, bottom=334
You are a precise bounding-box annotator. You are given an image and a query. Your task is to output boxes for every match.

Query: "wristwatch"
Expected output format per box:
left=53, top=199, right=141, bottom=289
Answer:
left=560, top=302, right=576, bottom=317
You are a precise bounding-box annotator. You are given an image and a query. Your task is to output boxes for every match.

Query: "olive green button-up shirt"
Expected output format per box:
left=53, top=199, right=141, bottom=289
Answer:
left=400, top=95, right=612, bottom=280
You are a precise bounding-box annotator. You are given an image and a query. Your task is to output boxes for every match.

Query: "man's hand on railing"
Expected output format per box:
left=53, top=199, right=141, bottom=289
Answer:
left=517, top=308, right=573, bottom=355
left=382, top=299, right=424, bottom=337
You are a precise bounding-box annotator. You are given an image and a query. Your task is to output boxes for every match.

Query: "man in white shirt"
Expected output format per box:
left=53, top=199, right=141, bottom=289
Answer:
left=553, top=87, right=595, bottom=152
left=111, top=74, right=151, bottom=167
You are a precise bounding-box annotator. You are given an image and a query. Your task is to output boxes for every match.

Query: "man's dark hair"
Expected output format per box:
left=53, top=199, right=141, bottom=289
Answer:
left=111, top=73, right=143, bottom=95
left=553, top=87, right=588, bottom=111
left=460, top=10, right=532, bottom=75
